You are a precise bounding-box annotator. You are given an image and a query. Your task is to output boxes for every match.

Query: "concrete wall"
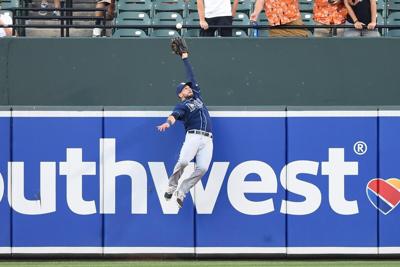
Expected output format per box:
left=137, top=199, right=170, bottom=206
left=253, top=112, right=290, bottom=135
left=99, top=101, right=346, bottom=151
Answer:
left=0, top=38, right=399, bottom=106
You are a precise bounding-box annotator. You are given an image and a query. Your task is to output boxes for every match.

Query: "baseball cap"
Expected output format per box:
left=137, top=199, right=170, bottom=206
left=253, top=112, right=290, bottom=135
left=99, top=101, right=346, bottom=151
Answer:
left=176, top=82, right=192, bottom=97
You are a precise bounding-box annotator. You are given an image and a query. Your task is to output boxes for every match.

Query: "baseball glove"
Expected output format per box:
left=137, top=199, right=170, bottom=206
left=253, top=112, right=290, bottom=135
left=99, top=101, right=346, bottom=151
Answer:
left=170, top=37, right=188, bottom=56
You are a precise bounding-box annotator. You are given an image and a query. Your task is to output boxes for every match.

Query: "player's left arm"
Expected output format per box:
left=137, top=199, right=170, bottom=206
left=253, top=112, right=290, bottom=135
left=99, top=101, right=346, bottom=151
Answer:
left=157, top=115, right=176, bottom=132
left=181, top=53, right=201, bottom=96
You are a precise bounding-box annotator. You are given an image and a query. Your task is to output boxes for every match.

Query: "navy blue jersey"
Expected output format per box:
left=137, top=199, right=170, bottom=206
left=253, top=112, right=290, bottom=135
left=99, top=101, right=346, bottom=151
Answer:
left=171, top=58, right=212, bottom=133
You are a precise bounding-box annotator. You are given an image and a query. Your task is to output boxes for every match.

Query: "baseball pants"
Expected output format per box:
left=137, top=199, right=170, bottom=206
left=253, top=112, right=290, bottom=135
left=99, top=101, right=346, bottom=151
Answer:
left=168, top=132, right=213, bottom=196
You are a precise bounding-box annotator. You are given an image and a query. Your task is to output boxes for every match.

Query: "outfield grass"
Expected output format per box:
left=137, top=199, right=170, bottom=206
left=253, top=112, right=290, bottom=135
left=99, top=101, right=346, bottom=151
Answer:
left=0, top=261, right=398, bottom=267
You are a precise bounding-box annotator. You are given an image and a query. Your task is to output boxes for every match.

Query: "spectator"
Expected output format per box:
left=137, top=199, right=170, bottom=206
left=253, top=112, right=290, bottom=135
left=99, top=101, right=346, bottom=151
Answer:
left=197, top=0, right=239, bottom=37
left=344, top=0, right=379, bottom=37
left=0, top=12, right=12, bottom=37
left=250, top=0, right=309, bottom=37
left=39, top=0, right=61, bottom=16
left=313, top=0, right=348, bottom=37
left=92, top=0, right=115, bottom=37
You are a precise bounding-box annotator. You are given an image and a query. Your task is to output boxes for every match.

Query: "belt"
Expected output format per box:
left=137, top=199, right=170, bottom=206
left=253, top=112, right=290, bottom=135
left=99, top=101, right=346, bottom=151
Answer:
left=188, top=129, right=213, bottom=138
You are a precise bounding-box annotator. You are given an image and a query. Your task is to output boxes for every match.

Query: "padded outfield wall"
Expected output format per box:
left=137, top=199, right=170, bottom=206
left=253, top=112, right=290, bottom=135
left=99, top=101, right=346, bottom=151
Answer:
left=0, top=106, right=397, bottom=257
left=0, top=38, right=399, bottom=106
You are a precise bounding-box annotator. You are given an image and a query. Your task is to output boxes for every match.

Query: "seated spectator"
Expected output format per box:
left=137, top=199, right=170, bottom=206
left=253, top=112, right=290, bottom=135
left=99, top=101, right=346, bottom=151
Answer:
left=344, top=0, right=379, bottom=37
left=197, top=0, right=238, bottom=37
left=250, top=0, right=309, bottom=37
left=39, top=0, right=61, bottom=16
left=313, top=0, right=347, bottom=37
left=0, top=12, right=12, bottom=37
left=92, top=0, right=115, bottom=37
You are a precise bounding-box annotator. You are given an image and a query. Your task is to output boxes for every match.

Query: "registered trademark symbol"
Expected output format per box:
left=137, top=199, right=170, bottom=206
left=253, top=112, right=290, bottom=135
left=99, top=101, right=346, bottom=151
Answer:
left=353, top=141, right=367, bottom=155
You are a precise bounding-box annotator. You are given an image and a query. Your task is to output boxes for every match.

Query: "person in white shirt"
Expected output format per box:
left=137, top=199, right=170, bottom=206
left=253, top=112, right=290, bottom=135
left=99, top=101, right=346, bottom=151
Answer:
left=197, top=0, right=238, bottom=37
left=0, top=12, right=12, bottom=37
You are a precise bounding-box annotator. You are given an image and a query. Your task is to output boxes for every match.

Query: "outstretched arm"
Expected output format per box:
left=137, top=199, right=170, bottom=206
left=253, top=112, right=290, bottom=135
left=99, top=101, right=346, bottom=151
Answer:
left=157, top=115, right=176, bottom=132
left=182, top=52, right=197, bottom=85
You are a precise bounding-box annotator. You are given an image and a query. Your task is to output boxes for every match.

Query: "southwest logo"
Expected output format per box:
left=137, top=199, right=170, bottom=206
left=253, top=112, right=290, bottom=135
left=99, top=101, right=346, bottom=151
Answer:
left=366, top=178, right=400, bottom=215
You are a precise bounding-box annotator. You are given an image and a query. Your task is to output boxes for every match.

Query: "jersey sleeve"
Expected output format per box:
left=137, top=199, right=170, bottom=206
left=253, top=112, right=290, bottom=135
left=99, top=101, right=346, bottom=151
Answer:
left=183, top=58, right=201, bottom=97
left=171, top=103, right=187, bottom=120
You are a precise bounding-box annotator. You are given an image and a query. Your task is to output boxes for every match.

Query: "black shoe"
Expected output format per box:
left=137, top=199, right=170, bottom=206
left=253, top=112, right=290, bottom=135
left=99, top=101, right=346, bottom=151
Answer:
left=164, top=192, right=173, bottom=201
left=177, top=197, right=183, bottom=208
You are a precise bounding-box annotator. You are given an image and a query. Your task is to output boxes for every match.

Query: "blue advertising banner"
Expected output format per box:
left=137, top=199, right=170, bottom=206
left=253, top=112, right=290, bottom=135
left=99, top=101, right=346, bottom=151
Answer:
left=0, top=109, right=396, bottom=255
left=0, top=110, right=11, bottom=253
left=286, top=110, right=378, bottom=254
left=11, top=110, right=103, bottom=253
left=378, top=110, right=400, bottom=255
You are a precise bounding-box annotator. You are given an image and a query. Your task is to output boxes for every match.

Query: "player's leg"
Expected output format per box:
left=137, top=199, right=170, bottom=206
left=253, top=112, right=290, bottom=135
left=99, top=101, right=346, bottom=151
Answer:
left=164, top=133, right=200, bottom=200
left=176, top=136, right=213, bottom=208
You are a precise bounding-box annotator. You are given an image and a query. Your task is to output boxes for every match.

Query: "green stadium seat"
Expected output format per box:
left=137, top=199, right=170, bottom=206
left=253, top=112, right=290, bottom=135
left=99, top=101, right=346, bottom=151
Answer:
left=388, top=0, right=400, bottom=13
left=184, top=12, right=200, bottom=36
left=152, top=11, right=183, bottom=25
left=153, top=0, right=186, bottom=17
left=113, top=29, right=148, bottom=37
left=115, top=12, right=151, bottom=34
left=233, top=12, right=250, bottom=36
left=233, top=29, right=248, bottom=37
left=376, top=0, right=385, bottom=12
left=183, top=29, right=200, bottom=36
left=117, top=0, right=153, bottom=17
left=232, top=0, right=252, bottom=16
left=0, top=0, right=19, bottom=9
left=152, top=12, right=184, bottom=34
left=299, top=0, right=313, bottom=12
left=151, top=29, right=180, bottom=37
left=187, top=0, right=198, bottom=13
left=256, top=11, right=269, bottom=37
left=301, top=12, right=314, bottom=25
left=387, top=12, right=400, bottom=36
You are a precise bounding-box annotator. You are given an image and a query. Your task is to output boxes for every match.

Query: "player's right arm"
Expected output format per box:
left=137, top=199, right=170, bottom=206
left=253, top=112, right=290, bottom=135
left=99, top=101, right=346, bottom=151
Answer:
left=157, top=104, right=186, bottom=132
left=157, top=115, right=176, bottom=132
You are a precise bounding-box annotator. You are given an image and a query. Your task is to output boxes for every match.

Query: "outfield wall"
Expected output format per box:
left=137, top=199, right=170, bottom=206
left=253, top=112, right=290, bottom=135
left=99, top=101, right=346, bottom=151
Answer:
left=0, top=38, right=399, bottom=106
left=0, top=106, right=398, bottom=257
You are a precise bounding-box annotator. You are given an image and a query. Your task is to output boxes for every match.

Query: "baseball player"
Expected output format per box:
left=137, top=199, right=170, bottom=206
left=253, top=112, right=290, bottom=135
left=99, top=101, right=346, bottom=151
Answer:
left=157, top=38, right=213, bottom=209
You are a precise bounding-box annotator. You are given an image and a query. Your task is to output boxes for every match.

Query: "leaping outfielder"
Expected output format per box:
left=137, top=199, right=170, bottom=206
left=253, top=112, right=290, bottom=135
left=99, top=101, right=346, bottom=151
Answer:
left=157, top=38, right=213, bottom=209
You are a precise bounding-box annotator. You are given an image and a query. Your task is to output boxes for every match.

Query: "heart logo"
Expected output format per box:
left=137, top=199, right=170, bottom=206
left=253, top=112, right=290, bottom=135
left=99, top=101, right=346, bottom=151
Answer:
left=366, top=178, right=400, bottom=215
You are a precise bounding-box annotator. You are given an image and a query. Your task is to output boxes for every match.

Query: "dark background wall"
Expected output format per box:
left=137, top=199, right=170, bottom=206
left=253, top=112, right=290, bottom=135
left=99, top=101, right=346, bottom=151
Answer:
left=0, top=38, right=398, bottom=106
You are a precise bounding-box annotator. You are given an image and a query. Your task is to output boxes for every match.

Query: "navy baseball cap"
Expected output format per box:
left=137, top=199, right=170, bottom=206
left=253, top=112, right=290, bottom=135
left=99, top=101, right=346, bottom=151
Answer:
left=176, top=82, right=192, bottom=97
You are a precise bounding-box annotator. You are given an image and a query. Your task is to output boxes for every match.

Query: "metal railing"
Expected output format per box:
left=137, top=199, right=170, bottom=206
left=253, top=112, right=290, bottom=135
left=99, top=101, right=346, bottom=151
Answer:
left=1, top=7, right=400, bottom=37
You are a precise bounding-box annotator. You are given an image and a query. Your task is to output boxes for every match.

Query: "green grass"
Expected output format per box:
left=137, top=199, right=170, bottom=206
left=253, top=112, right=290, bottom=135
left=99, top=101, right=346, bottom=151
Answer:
left=0, top=261, right=398, bottom=267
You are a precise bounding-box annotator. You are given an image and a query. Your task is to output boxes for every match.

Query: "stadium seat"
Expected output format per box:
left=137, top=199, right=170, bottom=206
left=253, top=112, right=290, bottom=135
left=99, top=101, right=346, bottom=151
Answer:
left=233, top=0, right=252, bottom=16
left=376, top=0, right=385, bottom=13
left=184, top=12, right=200, bottom=36
left=152, top=11, right=183, bottom=24
left=153, top=0, right=186, bottom=18
left=388, top=0, right=400, bottom=13
left=233, top=12, right=250, bottom=35
left=113, top=29, right=148, bottom=37
left=0, top=0, right=19, bottom=9
left=387, top=12, right=400, bottom=36
left=152, top=12, right=184, bottom=34
left=256, top=11, right=269, bottom=37
left=301, top=12, right=314, bottom=25
left=151, top=29, right=180, bottom=37
left=117, top=0, right=153, bottom=17
left=299, top=0, right=313, bottom=12
left=115, top=12, right=151, bottom=34
left=233, top=29, right=248, bottom=37
left=187, top=0, right=198, bottom=14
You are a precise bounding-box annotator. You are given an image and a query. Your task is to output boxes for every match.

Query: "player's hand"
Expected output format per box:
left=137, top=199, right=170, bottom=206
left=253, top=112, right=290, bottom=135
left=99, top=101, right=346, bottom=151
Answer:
left=199, top=19, right=209, bottom=30
left=367, top=22, right=376, bottom=30
left=354, top=21, right=364, bottom=30
left=157, top=123, right=170, bottom=132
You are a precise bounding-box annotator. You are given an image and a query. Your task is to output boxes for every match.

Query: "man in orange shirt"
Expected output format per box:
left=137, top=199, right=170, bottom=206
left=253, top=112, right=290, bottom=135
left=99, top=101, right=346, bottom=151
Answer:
left=313, top=0, right=348, bottom=37
left=250, top=0, right=309, bottom=37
